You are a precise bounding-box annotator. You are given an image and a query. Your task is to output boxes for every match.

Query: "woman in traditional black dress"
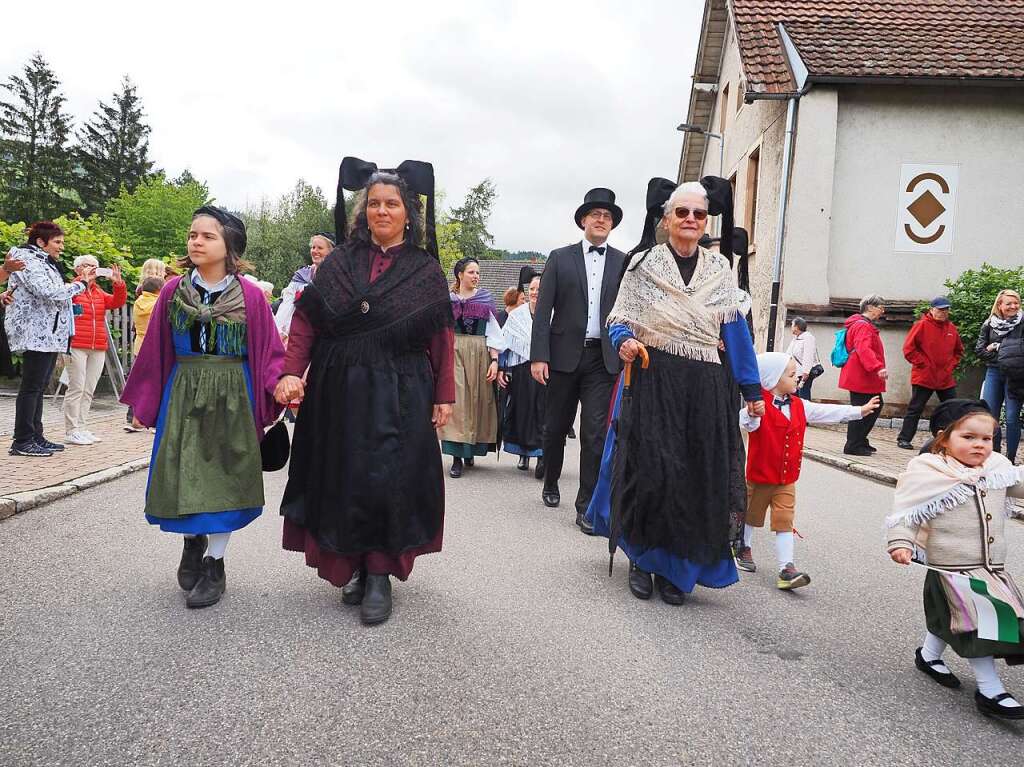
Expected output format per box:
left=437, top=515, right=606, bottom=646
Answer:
left=275, top=157, right=454, bottom=626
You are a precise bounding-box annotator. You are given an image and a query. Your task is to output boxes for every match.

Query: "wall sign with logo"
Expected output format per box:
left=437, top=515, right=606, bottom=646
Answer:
left=894, top=163, right=958, bottom=254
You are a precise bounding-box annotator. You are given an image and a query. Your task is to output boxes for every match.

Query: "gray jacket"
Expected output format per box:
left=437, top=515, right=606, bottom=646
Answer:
left=4, top=245, right=85, bottom=353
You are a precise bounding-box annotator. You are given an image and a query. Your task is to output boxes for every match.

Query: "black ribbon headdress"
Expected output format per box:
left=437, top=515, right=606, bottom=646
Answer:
left=335, top=156, right=438, bottom=258
left=627, top=176, right=737, bottom=263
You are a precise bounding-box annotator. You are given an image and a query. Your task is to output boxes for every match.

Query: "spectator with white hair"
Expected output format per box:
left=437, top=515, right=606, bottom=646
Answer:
left=839, top=294, right=888, bottom=456
left=786, top=316, right=820, bottom=399
left=65, top=254, right=127, bottom=445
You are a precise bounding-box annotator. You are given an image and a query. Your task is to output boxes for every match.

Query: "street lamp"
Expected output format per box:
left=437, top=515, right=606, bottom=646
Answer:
left=676, top=123, right=723, bottom=177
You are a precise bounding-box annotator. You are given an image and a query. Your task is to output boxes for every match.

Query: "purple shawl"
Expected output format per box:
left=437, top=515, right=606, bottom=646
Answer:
left=121, top=275, right=285, bottom=437
left=450, top=288, right=496, bottom=322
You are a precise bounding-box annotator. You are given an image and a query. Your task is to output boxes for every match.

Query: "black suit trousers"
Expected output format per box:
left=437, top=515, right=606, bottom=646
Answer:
left=542, top=346, right=616, bottom=514
left=897, top=384, right=957, bottom=442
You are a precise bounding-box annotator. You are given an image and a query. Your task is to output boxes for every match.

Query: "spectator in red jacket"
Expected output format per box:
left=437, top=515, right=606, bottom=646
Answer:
left=839, top=294, right=888, bottom=456
left=65, top=256, right=127, bottom=445
left=896, top=296, right=964, bottom=449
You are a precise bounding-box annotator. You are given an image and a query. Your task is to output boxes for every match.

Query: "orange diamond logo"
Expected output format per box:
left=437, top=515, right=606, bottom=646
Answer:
left=907, top=190, right=945, bottom=228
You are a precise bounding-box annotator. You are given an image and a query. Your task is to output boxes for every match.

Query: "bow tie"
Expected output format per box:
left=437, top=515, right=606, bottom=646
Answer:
left=588, top=245, right=606, bottom=255
left=773, top=396, right=791, bottom=408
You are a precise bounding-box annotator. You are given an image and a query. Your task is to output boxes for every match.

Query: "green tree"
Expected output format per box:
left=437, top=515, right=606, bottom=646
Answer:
left=75, top=76, right=153, bottom=215
left=103, top=172, right=210, bottom=262
left=0, top=53, right=77, bottom=222
left=449, top=179, right=498, bottom=261
left=917, top=263, right=1024, bottom=375
left=242, top=179, right=334, bottom=291
left=436, top=216, right=463, bottom=278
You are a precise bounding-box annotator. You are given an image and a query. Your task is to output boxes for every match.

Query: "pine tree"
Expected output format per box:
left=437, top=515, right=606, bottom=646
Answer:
left=75, top=76, right=153, bottom=215
left=0, top=53, right=76, bottom=222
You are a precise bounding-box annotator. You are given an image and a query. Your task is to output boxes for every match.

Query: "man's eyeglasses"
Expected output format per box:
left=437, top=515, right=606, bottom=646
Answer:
left=674, top=207, right=708, bottom=221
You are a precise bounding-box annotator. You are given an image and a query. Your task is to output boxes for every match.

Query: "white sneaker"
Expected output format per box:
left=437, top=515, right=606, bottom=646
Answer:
left=82, top=430, right=102, bottom=443
left=66, top=430, right=94, bottom=445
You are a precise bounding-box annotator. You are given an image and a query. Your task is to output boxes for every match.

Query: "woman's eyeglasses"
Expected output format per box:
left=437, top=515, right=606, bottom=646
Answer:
left=674, top=207, right=708, bottom=221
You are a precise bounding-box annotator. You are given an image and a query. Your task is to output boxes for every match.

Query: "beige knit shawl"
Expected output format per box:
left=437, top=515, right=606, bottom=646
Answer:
left=607, top=244, right=751, bottom=363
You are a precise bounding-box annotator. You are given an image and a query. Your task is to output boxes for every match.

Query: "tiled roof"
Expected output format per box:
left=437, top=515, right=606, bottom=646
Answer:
left=732, top=0, right=1024, bottom=95
left=477, top=259, right=546, bottom=304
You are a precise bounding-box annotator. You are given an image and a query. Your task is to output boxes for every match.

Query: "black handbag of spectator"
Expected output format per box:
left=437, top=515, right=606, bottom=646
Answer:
left=808, top=363, right=825, bottom=380
left=261, top=419, right=290, bottom=471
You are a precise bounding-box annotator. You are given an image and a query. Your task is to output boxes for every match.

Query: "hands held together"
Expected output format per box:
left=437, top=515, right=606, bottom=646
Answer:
left=274, top=375, right=305, bottom=404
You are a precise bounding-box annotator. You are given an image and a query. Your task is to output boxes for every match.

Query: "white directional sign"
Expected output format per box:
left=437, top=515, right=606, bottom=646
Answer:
left=894, top=163, right=958, bottom=254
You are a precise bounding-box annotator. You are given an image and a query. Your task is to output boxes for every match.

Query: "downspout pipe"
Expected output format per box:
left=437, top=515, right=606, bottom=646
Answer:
left=765, top=96, right=797, bottom=351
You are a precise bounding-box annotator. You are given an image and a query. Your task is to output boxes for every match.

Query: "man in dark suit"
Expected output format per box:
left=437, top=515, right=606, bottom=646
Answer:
left=531, top=188, right=625, bottom=533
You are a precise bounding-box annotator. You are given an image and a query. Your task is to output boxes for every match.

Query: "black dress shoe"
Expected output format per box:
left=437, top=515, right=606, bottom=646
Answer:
left=542, top=485, right=560, bottom=507
left=897, top=439, right=914, bottom=450
left=628, top=562, right=653, bottom=600
left=843, top=447, right=873, bottom=457
left=534, top=457, right=546, bottom=481
left=975, top=689, right=1024, bottom=719
left=868, top=445, right=878, bottom=453
left=186, top=556, right=226, bottom=609
left=177, top=534, right=208, bottom=591
left=465, top=456, right=475, bottom=467
left=655, top=574, right=686, bottom=605
left=342, top=569, right=366, bottom=605
left=576, top=512, right=595, bottom=535
left=449, top=458, right=463, bottom=478
left=517, top=456, right=530, bottom=471
left=914, top=647, right=961, bottom=688
left=360, top=574, right=393, bottom=625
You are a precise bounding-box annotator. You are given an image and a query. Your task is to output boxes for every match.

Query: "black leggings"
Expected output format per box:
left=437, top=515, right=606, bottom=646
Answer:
left=13, top=350, right=57, bottom=444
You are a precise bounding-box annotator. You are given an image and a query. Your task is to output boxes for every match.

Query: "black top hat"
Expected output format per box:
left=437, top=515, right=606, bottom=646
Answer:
left=574, top=188, right=623, bottom=230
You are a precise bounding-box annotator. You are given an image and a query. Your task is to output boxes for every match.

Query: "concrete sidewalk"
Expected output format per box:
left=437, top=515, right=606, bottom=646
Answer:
left=0, top=392, right=152, bottom=518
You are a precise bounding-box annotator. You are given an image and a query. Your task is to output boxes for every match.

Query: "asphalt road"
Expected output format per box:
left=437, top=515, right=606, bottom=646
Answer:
left=3, top=441, right=1024, bottom=766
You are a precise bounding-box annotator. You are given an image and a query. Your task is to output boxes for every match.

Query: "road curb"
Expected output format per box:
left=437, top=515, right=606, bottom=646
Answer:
left=802, top=448, right=898, bottom=487
left=0, top=458, right=150, bottom=517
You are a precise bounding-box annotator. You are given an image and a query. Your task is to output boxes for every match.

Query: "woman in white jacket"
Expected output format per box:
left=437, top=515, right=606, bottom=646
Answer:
left=786, top=317, right=819, bottom=400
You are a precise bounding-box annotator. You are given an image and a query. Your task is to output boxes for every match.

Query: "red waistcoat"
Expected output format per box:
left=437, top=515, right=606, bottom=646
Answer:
left=746, top=389, right=807, bottom=485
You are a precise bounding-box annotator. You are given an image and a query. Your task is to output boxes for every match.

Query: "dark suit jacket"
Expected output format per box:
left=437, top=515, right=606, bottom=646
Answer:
left=531, top=241, right=625, bottom=375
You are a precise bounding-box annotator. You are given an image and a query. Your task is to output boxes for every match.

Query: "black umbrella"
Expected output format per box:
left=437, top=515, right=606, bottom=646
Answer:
left=608, top=345, right=650, bottom=574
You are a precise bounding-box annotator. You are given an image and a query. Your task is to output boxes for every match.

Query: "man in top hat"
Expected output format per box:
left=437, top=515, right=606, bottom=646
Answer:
left=897, top=296, right=964, bottom=449
left=531, top=188, right=626, bottom=532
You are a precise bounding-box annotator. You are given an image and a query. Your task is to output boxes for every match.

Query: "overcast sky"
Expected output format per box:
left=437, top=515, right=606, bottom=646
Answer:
left=3, top=1, right=702, bottom=254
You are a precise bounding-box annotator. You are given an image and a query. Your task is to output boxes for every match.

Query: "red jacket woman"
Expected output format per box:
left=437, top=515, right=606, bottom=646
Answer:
left=838, top=312, right=887, bottom=394
left=71, top=277, right=127, bottom=351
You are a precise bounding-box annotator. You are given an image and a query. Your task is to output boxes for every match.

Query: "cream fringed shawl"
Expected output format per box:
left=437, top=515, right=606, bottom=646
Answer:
left=606, top=244, right=751, bottom=364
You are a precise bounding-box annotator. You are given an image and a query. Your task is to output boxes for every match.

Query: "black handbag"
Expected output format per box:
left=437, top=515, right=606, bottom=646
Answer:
left=808, top=363, right=825, bottom=380
left=261, top=419, right=290, bottom=471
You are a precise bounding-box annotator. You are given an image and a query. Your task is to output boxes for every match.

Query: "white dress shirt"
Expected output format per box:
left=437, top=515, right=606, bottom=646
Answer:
left=582, top=238, right=607, bottom=339
left=739, top=398, right=863, bottom=433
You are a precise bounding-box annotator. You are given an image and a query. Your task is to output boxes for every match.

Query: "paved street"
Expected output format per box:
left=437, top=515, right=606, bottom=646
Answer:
left=3, top=439, right=1024, bottom=766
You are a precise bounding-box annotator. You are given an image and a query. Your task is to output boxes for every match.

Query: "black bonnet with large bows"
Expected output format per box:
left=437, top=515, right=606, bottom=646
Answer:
left=335, top=156, right=438, bottom=258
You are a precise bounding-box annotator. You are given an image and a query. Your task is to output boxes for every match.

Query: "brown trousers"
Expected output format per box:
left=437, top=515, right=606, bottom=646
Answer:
left=745, top=482, right=797, bottom=532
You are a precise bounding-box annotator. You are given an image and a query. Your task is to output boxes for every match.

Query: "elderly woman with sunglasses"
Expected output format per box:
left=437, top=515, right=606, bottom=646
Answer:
left=587, top=179, right=762, bottom=606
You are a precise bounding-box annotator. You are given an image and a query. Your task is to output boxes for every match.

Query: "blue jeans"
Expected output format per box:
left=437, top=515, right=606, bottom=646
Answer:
left=982, top=366, right=1021, bottom=461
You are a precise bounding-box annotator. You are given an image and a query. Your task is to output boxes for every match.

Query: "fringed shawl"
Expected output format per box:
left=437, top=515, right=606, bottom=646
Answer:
left=887, top=452, right=1023, bottom=528
left=450, top=288, right=496, bottom=323
left=169, top=274, right=247, bottom=356
left=607, top=244, right=750, bottom=363
left=502, top=303, right=534, bottom=361
left=121, top=276, right=285, bottom=435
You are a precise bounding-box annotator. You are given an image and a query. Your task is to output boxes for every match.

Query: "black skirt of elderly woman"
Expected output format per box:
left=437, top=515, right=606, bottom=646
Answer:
left=278, top=158, right=456, bottom=626
left=586, top=176, right=761, bottom=605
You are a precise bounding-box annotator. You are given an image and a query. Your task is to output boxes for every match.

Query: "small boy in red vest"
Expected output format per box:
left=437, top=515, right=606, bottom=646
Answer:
left=736, top=352, right=880, bottom=589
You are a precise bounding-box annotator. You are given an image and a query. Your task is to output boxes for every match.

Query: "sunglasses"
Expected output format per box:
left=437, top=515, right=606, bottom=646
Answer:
left=674, top=206, right=708, bottom=221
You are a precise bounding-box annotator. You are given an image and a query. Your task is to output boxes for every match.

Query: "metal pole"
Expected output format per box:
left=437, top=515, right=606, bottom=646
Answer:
left=765, top=97, right=798, bottom=352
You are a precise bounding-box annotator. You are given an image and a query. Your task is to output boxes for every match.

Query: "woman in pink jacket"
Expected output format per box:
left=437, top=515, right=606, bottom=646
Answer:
left=839, top=294, right=888, bottom=456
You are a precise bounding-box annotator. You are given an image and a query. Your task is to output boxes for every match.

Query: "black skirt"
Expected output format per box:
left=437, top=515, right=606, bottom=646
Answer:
left=281, top=343, right=444, bottom=556
left=616, top=348, right=746, bottom=565
left=501, top=361, right=546, bottom=453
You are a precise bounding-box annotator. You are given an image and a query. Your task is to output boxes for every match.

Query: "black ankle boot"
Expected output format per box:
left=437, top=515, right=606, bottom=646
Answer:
left=465, top=456, right=475, bottom=467
left=449, top=457, right=463, bottom=478
left=517, top=456, right=530, bottom=471
left=360, top=574, right=393, bottom=625
left=186, top=556, right=226, bottom=609
left=177, top=535, right=208, bottom=591
left=534, top=457, right=546, bottom=480
left=342, top=569, right=366, bottom=605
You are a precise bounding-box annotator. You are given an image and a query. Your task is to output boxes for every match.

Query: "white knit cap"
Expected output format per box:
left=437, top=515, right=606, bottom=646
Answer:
left=756, top=352, right=792, bottom=390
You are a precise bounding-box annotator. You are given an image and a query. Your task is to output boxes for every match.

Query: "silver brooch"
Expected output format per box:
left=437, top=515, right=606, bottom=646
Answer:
left=360, top=300, right=370, bottom=314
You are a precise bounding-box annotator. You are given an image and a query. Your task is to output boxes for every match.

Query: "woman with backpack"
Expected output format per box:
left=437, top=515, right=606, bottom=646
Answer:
left=836, top=295, right=888, bottom=456
left=976, top=289, right=1024, bottom=462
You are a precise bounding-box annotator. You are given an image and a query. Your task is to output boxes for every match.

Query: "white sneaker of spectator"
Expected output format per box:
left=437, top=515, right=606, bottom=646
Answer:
left=82, top=430, right=103, bottom=443
left=66, top=430, right=95, bottom=445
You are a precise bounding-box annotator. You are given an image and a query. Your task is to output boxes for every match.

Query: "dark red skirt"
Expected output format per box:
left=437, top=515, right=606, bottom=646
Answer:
left=282, top=517, right=443, bottom=586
